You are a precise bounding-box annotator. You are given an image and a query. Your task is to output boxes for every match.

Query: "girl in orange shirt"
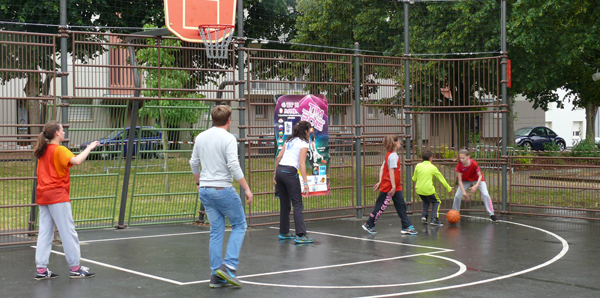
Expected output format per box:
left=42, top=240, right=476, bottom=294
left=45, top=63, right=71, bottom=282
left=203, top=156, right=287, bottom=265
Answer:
left=33, top=121, right=99, bottom=280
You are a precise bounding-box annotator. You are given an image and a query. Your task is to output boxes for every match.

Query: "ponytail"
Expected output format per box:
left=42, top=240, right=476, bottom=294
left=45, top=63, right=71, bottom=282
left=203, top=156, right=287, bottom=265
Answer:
left=383, top=135, right=399, bottom=152
left=34, top=121, right=61, bottom=159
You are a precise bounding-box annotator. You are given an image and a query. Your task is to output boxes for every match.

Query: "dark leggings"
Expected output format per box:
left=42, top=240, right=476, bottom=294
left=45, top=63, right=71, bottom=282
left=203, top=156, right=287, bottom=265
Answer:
left=366, top=191, right=412, bottom=229
left=276, top=165, right=306, bottom=236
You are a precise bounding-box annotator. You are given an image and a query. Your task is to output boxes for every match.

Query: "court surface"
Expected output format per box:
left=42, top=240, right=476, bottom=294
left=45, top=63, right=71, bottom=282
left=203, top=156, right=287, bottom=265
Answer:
left=2, top=213, right=600, bottom=298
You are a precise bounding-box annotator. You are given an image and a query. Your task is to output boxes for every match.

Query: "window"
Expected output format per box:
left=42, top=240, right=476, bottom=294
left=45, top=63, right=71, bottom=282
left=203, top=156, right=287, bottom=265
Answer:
left=254, top=98, right=269, bottom=119
left=545, top=128, right=557, bottom=137
left=430, top=114, right=439, bottom=137
left=289, top=77, right=305, bottom=91
left=68, top=99, right=93, bottom=121
left=366, top=106, right=378, bottom=120
left=141, top=129, right=160, bottom=138
left=531, top=127, right=545, bottom=136
left=251, top=81, right=268, bottom=90
left=572, top=121, right=582, bottom=138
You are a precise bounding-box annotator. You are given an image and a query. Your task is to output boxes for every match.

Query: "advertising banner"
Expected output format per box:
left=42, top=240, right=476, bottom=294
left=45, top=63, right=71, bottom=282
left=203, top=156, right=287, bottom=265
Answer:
left=274, top=94, right=330, bottom=196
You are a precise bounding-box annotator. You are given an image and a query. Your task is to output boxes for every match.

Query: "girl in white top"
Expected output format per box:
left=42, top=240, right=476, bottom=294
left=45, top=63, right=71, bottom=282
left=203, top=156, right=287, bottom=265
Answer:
left=273, top=121, right=313, bottom=244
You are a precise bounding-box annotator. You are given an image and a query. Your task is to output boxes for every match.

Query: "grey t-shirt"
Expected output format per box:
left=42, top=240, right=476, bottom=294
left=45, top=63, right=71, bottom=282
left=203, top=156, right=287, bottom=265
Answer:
left=189, top=127, right=244, bottom=187
left=388, top=152, right=399, bottom=169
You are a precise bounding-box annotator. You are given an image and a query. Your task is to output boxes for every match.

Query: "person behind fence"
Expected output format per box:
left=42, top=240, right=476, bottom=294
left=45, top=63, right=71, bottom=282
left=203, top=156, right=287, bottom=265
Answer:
left=361, top=135, right=417, bottom=236
left=189, top=105, right=254, bottom=288
left=452, top=148, right=499, bottom=222
left=273, top=120, right=314, bottom=244
left=412, top=150, right=453, bottom=226
left=33, top=120, right=98, bottom=280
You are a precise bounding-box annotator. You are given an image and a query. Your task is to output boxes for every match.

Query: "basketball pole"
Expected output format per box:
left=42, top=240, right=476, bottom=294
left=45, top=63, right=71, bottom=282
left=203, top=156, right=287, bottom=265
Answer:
left=353, top=42, right=362, bottom=219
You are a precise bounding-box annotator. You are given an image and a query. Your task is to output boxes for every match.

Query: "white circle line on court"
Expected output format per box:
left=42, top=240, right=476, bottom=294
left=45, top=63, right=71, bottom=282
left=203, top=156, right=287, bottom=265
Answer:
left=79, top=231, right=211, bottom=244
left=354, top=217, right=570, bottom=297
left=237, top=253, right=467, bottom=289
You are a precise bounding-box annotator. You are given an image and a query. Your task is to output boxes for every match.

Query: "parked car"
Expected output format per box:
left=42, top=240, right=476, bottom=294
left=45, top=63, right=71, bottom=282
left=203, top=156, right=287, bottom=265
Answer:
left=507, top=126, right=566, bottom=151
left=80, top=126, right=163, bottom=159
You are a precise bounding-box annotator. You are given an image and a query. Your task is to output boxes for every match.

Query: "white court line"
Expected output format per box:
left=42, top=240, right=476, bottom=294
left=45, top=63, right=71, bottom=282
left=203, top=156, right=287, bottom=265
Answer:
left=79, top=231, right=211, bottom=244
left=31, top=246, right=188, bottom=285
left=180, top=250, right=457, bottom=286
left=222, top=253, right=467, bottom=289
left=267, top=227, right=453, bottom=252
left=355, top=217, right=570, bottom=297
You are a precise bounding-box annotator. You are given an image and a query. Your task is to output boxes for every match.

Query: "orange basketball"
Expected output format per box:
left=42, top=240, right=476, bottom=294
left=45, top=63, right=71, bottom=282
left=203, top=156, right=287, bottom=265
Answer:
left=446, top=209, right=460, bottom=224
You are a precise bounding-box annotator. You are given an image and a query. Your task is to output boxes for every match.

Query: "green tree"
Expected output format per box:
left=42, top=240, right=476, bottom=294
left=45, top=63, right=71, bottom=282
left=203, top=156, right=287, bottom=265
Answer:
left=0, top=0, right=165, bottom=131
left=510, top=0, right=600, bottom=142
left=136, top=26, right=209, bottom=195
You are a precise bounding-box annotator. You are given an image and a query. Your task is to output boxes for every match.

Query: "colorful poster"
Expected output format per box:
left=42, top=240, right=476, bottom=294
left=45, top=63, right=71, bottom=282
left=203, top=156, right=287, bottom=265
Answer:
left=275, top=94, right=330, bottom=196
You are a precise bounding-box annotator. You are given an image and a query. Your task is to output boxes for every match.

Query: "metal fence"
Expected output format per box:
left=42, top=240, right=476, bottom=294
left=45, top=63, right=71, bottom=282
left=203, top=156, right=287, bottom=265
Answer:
left=1, top=30, right=599, bottom=246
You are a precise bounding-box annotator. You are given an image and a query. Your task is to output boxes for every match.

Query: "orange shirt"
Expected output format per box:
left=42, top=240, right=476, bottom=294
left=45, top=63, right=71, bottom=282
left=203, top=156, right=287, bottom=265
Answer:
left=380, top=151, right=402, bottom=193
left=36, top=144, right=74, bottom=205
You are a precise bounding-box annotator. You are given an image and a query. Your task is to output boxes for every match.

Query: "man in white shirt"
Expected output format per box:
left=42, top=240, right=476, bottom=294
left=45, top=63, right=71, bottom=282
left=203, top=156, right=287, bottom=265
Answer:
left=189, top=105, right=253, bottom=288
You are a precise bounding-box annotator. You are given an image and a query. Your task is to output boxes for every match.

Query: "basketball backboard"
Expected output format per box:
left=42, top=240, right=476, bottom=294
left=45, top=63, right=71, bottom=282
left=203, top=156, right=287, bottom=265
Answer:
left=164, top=0, right=237, bottom=43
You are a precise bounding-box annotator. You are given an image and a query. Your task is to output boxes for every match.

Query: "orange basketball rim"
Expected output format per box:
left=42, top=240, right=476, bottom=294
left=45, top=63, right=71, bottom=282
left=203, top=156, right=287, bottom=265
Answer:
left=164, top=0, right=237, bottom=43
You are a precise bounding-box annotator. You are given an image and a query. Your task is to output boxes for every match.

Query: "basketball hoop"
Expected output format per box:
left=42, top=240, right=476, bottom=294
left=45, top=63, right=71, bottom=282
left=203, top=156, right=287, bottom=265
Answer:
left=198, top=24, right=235, bottom=59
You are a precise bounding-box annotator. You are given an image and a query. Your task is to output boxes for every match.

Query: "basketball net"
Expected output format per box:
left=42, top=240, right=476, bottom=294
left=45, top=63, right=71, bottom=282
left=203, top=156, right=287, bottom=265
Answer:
left=198, top=25, right=235, bottom=59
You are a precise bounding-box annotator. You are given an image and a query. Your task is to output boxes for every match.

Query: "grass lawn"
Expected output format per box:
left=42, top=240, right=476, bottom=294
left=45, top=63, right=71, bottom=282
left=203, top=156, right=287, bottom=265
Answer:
left=2, top=155, right=598, bottom=231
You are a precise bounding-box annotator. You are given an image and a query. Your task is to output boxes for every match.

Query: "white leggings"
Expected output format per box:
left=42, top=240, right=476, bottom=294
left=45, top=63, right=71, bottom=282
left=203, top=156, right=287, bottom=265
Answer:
left=35, top=202, right=80, bottom=268
left=452, top=181, right=495, bottom=216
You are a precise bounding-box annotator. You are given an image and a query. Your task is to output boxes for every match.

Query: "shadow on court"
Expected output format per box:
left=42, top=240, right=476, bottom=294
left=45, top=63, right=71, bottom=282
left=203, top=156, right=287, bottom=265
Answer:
left=2, top=213, right=600, bottom=298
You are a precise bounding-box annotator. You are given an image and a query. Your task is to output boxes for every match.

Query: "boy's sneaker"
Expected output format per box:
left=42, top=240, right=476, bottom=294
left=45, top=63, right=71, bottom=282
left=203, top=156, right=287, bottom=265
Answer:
left=430, top=217, right=444, bottom=226
left=209, top=274, right=230, bottom=288
left=278, top=233, right=294, bottom=240
left=69, top=266, right=94, bottom=279
left=294, top=234, right=314, bottom=244
left=362, top=223, right=377, bottom=235
left=421, top=217, right=428, bottom=224
left=401, top=225, right=418, bottom=235
left=216, top=264, right=242, bottom=287
left=35, top=269, right=59, bottom=280
left=491, top=215, right=499, bottom=222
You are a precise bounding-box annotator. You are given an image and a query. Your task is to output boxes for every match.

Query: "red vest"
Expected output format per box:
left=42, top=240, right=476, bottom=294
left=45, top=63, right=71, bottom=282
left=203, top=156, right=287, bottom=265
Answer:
left=380, top=151, right=402, bottom=193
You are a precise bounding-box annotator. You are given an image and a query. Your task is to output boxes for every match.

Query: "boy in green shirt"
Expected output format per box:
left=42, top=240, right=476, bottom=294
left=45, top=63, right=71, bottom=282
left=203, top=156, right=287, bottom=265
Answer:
left=412, top=150, right=453, bottom=226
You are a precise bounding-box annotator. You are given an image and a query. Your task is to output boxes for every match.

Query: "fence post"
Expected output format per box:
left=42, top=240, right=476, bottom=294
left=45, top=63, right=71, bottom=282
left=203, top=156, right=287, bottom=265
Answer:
left=237, top=0, right=247, bottom=210
left=403, top=1, right=413, bottom=208
left=354, top=42, right=362, bottom=218
left=501, top=0, right=508, bottom=212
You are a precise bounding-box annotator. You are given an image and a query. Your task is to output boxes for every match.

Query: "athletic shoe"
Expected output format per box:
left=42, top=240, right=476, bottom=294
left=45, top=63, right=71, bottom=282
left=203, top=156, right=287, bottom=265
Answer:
left=35, top=269, right=59, bottom=280
left=209, top=274, right=230, bottom=288
left=430, top=217, right=444, bottom=226
left=216, top=264, right=242, bottom=287
left=491, top=215, right=499, bottom=222
left=294, top=234, right=314, bottom=244
left=421, top=217, right=428, bottom=224
left=278, top=233, right=294, bottom=240
left=401, top=226, right=418, bottom=235
left=69, top=266, right=94, bottom=279
left=362, top=223, right=377, bottom=235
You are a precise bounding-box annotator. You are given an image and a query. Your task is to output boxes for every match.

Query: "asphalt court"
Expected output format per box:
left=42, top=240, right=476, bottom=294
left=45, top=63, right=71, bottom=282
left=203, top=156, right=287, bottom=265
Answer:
left=2, top=213, right=599, bottom=298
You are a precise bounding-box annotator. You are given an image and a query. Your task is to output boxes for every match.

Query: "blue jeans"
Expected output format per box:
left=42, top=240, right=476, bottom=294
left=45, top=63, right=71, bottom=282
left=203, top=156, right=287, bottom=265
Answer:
left=199, top=187, right=247, bottom=274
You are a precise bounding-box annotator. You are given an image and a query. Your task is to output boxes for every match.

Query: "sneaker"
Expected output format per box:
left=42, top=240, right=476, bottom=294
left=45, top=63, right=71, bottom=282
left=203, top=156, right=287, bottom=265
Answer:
left=209, top=274, right=230, bottom=288
left=421, top=217, right=428, bottom=224
left=294, top=234, right=314, bottom=244
left=35, top=269, right=59, bottom=280
left=362, top=223, right=377, bottom=235
left=216, top=264, right=242, bottom=287
left=491, top=215, right=499, bottom=222
left=430, top=217, right=444, bottom=226
left=278, top=233, right=294, bottom=240
left=401, top=225, right=418, bottom=235
left=69, top=266, right=94, bottom=279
